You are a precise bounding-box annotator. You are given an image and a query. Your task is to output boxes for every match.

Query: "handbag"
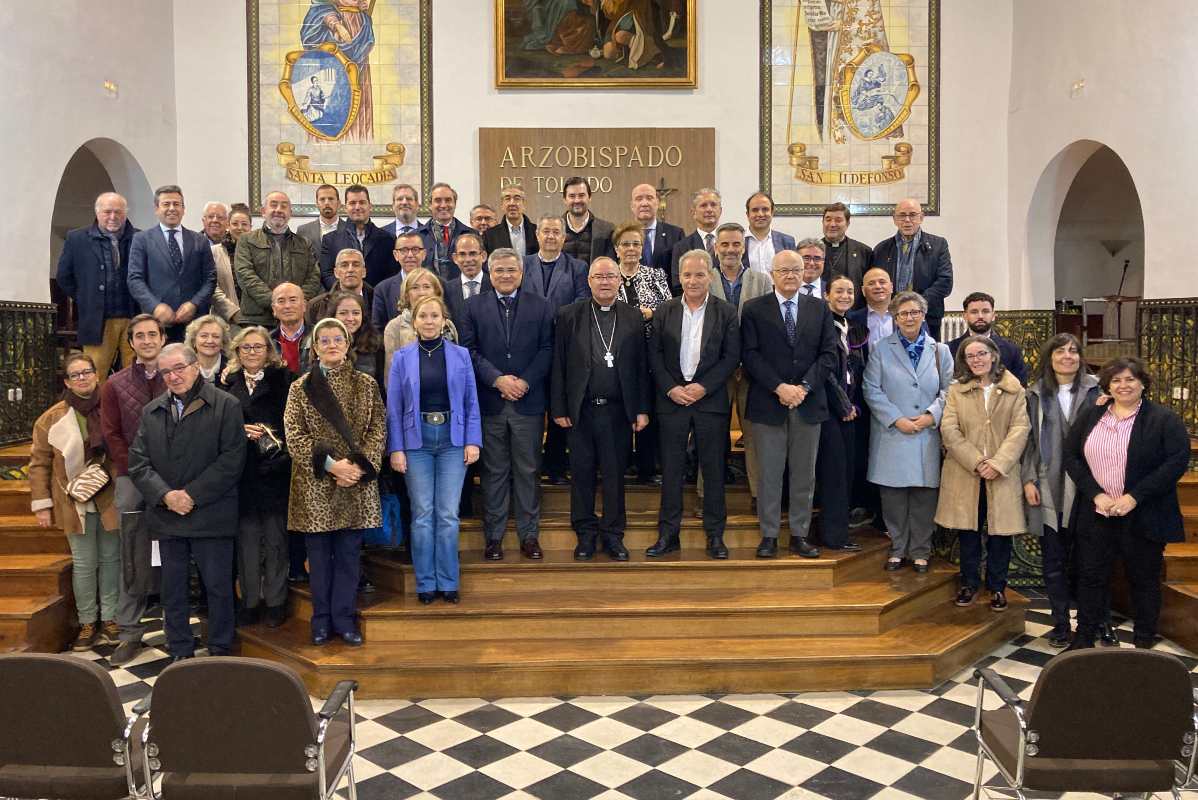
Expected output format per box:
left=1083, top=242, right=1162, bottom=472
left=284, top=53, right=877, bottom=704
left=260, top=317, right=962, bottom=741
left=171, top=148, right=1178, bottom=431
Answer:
left=66, top=461, right=110, bottom=503
left=254, top=424, right=289, bottom=473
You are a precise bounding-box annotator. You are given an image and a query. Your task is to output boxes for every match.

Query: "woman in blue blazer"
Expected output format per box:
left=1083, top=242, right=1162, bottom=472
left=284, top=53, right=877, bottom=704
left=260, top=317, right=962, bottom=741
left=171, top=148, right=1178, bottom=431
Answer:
left=387, top=295, right=482, bottom=604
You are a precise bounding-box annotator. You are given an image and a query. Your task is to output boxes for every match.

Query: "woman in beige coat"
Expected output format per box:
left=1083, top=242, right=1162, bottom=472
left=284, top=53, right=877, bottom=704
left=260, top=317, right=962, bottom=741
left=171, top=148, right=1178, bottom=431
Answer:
left=28, top=352, right=120, bottom=651
left=935, top=335, right=1029, bottom=612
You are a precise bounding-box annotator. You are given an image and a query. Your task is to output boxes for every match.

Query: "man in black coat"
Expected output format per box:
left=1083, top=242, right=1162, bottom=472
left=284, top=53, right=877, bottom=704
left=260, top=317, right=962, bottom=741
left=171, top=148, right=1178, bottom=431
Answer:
left=460, top=248, right=555, bottom=562
left=630, top=182, right=684, bottom=277
left=128, top=343, right=246, bottom=660
left=871, top=198, right=953, bottom=341
left=443, top=233, right=493, bottom=327
left=319, top=184, right=397, bottom=288
left=551, top=258, right=650, bottom=562
left=483, top=185, right=540, bottom=261
left=741, top=250, right=839, bottom=559
left=820, top=202, right=873, bottom=308
left=647, top=249, right=740, bottom=559
left=670, top=187, right=723, bottom=294
left=947, top=291, right=1028, bottom=385
left=419, top=182, right=478, bottom=279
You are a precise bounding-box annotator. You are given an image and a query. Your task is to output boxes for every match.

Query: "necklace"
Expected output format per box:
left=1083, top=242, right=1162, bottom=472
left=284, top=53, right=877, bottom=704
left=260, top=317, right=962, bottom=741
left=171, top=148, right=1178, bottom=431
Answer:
left=590, top=303, right=616, bottom=369
left=417, top=338, right=443, bottom=358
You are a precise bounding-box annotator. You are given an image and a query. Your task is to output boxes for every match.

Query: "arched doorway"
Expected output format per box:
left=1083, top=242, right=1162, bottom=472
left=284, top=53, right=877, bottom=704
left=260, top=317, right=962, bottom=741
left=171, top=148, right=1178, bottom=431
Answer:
left=48, top=138, right=153, bottom=337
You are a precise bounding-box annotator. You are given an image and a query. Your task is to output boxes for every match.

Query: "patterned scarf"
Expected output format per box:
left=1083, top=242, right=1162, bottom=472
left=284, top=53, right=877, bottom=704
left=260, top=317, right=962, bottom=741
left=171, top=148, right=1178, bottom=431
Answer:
left=899, top=330, right=926, bottom=372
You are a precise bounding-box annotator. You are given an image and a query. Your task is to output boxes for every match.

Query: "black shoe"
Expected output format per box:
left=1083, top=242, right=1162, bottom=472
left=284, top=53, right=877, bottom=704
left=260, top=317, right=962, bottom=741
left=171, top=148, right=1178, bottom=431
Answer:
left=646, top=534, right=681, bottom=557
left=990, top=591, right=1008, bottom=612
left=637, top=475, right=662, bottom=486
left=1098, top=622, right=1120, bottom=647
left=756, top=537, right=778, bottom=558
left=574, top=536, right=596, bottom=561
left=706, top=535, right=729, bottom=559
left=443, top=591, right=460, bottom=604
left=1133, top=635, right=1156, bottom=650
left=109, top=640, right=143, bottom=666
left=237, top=606, right=261, bottom=627
left=824, top=541, right=863, bottom=552
left=417, top=592, right=437, bottom=605
left=954, top=587, right=977, bottom=607
left=1047, top=627, right=1072, bottom=648
left=484, top=540, right=504, bottom=561
left=848, top=508, right=874, bottom=529
left=1065, top=635, right=1094, bottom=651
left=911, top=560, right=929, bottom=573
left=604, top=537, right=630, bottom=562
left=169, top=654, right=193, bottom=663
left=692, top=506, right=703, bottom=519
left=287, top=572, right=309, bottom=586
left=521, top=538, right=544, bottom=560
left=265, top=605, right=287, bottom=628
left=789, top=537, right=821, bottom=558
left=340, top=631, right=363, bottom=646
left=358, top=577, right=376, bottom=594
left=545, top=474, right=569, bottom=486
left=884, top=558, right=904, bottom=572
left=311, top=630, right=330, bottom=646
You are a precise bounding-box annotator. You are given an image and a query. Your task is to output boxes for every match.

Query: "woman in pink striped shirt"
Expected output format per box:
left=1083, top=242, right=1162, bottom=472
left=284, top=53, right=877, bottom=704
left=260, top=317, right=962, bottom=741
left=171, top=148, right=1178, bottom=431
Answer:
left=1063, top=357, right=1191, bottom=650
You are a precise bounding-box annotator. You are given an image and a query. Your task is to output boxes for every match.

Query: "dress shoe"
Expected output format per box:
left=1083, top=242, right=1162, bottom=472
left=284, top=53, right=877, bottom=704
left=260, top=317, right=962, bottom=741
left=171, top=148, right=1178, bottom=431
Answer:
left=265, top=605, right=287, bottom=628
left=848, top=508, right=875, bottom=529
left=911, top=559, right=929, bottom=573
left=340, top=631, right=363, bottom=646
left=884, top=558, right=904, bottom=571
left=693, top=506, right=703, bottom=519
left=417, top=592, right=438, bottom=605
left=990, top=591, right=1008, bottom=612
left=706, top=535, right=729, bottom=559
left=545, top=474, right=569, bottom=486
left=109, top=640, right=143, bottom=666
left=824, top=541, right=863, bottom=552
left=954, top=586, right=977, bottom=607
left=756, top=537, right=778, bottom=558
left=789, top=537, right=821, bottom=558
left=311, top=630, right=330, bottom=646
left=442, top=591, right=460, bottom=604
left=1097, top=622, right=1120, bottom=647
left=574, top=536, right=596, bottom=561
left=358, top=576, right=376, bottom=594
left=1064, top=635, right=1094, bottom=651
left=645, top=534, right=681, bottom=557
left=521, top=538, right=543, bottom=560
left=1046, top=626, right=1072, bottom=648
left=484, top=540, right=504, bottom=561
left=604, top=537, right=630, bottom=562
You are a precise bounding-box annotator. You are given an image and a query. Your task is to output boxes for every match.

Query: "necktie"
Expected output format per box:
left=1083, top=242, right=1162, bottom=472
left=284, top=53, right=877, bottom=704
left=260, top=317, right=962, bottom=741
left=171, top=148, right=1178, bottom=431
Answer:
left=467, top=280, right=479, bottom=298
left=643, top=230, right=654, bottom=265
left=173, top=397, right=184, bottom=421
left=783, top=300, right=796, bottom=345
left=500, top=296, right=513, bottom=345
left=442, top=225, right=450, bottom=246
left=704, top=232, right=714, bottom=254
left=802, top=283, right=816, bottom=296
left=167, top=229, right=183, bottom=272
left=110, top=236, right=121, bottom=270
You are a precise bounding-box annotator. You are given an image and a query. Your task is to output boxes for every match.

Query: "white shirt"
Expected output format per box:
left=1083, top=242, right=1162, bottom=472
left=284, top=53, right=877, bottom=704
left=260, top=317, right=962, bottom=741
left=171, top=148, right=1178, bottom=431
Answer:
left=320, top=219, right=340, bottom=237
left=679, top=295, right=708, bottom=382
left=1057, top=382, right=1074, bottom=419
left=746, top=231, right=775, bottom=275
left=459, top=273, right=483, bottom=300
left=800, top=278, right=823, bottom=298
left=393, top=218, right=418, bottom=236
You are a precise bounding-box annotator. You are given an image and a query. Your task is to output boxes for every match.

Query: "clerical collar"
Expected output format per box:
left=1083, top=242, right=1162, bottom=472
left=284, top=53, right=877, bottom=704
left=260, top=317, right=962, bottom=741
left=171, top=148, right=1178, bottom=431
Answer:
left=826, top=237, right=843, bottom=247
left=592, top=299, right=614, bottom=312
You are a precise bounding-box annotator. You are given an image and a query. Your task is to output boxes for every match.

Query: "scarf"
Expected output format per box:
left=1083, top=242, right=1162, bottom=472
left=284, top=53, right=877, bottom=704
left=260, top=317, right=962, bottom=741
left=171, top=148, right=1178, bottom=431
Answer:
left=303, top=363, right=378, bottom=481
left=899, top=330, right=926, bottom=372
left=64, top=389, right=106, bottom=457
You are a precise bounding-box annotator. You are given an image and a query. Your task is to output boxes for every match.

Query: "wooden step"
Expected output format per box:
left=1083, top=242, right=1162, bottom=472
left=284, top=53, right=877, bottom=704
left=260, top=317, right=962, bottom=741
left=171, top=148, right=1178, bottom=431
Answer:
left=0, top=514, right=71, bottom=555
left=1180, top=473, right=1198, bottom=507
left=366, top=535, right=892, bottom=597
left=1159, top=583, right=1198, bottom=655
left=1165, top=543, right=1198, bottom=583
left=288, top=570, right=959, bottom=642
left=238, top=595, right=1027, bottom=699
left=1184, top=504, right=1198, bottom=540
left=0, top=481, right=31, bottom=515
left=0, top=554, right=73, bottom=596
left=534, top=483, right=754, bottom=515
left=0, top=595, right=75, bottom=652
left=0, top=442, right=30, bottom=471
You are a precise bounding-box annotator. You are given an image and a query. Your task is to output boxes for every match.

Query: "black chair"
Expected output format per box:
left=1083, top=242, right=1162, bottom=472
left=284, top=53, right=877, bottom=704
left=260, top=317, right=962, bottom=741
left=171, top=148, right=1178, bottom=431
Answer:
left=0, top=653, right=145, bottom=799
left=137, top=656, right=357, bottom=799
left=971, top=648, right=1198, bottom=799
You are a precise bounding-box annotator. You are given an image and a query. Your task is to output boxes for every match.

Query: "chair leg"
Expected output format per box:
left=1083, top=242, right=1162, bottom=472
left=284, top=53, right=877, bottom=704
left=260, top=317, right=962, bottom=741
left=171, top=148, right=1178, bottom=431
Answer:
left=972, top=746, right=985, bottom=800
left=345, top=757, right=358, bottom=800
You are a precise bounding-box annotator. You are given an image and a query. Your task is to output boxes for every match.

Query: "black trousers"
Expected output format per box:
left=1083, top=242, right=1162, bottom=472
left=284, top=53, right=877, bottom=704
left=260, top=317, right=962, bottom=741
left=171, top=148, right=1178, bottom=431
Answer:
left=543, top=414, right=570, bottom=478
left=568, top=401, right=632, bottom=540
left=160, top=536, right=235, bottom=657
left=815, top=415, right=854, bottom=547
left=1076, top=510, right=1164, bottom=640
left=305, top=529, right=363, bottom=636
left=1040, top=523, right=1112, bottom=632
left=634, top=417, right=659, bottom=480
left=658, top=408, right=728, bottom=538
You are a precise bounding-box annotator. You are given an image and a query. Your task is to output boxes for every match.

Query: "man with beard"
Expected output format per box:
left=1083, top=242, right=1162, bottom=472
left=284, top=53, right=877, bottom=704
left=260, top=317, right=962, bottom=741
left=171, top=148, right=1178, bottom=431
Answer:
left=319, top=184, right=396, bottom=289
left=298, top=184, right=343, bottom=257
left=561, top=177, right=614, bottom=266
left=947, top=291, right=1027, bottom=385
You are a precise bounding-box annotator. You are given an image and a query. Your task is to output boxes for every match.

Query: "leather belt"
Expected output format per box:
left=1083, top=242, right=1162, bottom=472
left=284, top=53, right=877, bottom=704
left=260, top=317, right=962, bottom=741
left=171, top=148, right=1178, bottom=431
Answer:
left=590, top=397, right=612, bottom=406
left=421, top=411, right=448, bottom=425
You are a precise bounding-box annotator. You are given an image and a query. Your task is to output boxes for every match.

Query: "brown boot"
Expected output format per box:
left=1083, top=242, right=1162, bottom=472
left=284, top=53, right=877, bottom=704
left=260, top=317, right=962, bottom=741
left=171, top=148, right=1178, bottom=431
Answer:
left=98, top=620, right=120, bottom=646
left=72, top=623, right=97, bottom=652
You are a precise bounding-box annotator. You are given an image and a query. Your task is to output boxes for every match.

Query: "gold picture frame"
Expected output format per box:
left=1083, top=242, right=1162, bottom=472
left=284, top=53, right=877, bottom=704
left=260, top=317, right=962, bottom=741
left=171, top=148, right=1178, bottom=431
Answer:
left=495, top=0, right=697, bottom=89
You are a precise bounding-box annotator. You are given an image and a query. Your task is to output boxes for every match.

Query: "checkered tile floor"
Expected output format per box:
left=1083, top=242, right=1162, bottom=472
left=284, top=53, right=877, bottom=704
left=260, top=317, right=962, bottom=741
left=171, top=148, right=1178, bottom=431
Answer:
left=72, top=601, right=1198, bottom=800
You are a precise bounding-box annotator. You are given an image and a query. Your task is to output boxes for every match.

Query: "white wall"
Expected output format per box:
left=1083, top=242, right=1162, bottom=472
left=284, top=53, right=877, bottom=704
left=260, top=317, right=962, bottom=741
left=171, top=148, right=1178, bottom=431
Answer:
left=0, top=2, right=178, bottom=302
left=1008, top=0, right=1198, bottom=304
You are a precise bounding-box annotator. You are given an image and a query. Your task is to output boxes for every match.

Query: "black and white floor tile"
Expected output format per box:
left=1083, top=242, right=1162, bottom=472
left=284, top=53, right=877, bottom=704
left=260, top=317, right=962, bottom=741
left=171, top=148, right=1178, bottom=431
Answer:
left=73, top=603, right=1198, bottom=800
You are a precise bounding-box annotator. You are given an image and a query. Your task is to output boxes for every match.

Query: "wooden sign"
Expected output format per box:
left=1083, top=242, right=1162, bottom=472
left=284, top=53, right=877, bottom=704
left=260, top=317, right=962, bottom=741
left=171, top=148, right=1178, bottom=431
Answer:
left=479, top=127, right=715, bottom=229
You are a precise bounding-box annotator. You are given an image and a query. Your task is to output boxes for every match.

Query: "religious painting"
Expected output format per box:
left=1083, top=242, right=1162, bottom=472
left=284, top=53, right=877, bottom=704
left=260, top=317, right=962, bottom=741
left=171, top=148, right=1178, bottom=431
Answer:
left=247, top=0, right=433, bottom=216
left=495, top=0, right=697, bottom=88
left=760, top=0, right=940, bottom=216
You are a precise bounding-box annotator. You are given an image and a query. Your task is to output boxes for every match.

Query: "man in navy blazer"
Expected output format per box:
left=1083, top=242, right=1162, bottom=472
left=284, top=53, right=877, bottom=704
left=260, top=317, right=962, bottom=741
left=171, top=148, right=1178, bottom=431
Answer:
left=419, top=183, right=477, bottom=279
left=483, top=185, right=540, bottom=261
left=947, top=291, right=1028, bottom=385
left=871, top=198, right=953, bottom=341
left=57, top=192, right=139, bottom=376
left=127, top=185, right=216, bottom=343
left=319, top=184, right=396, bottom=289
left=443, top=233, right=493, bottom=327
left=741, top=250, right=839, bottom=560
left=630, top=183, right=684, bottom=277
left=670, top=188, right=723, bottom=293
left=459, top=248, right=555, bottom=562
left=380, top=183, right=422, bottom=239
left=371, top=231, right=448, bottom=331
left=743, top=192, right=796, bottom=276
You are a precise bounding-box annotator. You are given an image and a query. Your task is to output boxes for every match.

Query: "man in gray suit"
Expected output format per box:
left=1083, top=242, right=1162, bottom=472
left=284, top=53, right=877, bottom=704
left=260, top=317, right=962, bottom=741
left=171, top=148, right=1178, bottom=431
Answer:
left=296, top=184, right=342, bottom=258
left=706, top=222, right=772, bottom=512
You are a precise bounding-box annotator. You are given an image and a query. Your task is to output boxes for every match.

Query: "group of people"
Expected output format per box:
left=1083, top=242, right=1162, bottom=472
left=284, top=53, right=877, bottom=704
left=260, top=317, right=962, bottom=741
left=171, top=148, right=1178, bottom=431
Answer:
left=34, top=177, right=1190, bottom=661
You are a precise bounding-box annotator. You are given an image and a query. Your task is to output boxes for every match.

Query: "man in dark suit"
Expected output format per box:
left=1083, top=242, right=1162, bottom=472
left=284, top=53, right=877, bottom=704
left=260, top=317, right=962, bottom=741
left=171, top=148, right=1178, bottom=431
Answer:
left=561, top=176, right=614, bottom=266
left=647, top=249, right=740, bottom=559
left=57, top=191, right=139, bottom=377
left=483, top=185, right=540, bottom=261
left=460, top=248, right=555, bottom=562
left=469, top=204, right=498, bottom=237
left=743, top=192, right=796, bottom=276
left=871, top=198, right=953, bottom=341
left=380, top=183, right=422, bottom=240
left=419, top=182, right=476, bottom=278
left=741, top=250, right=839, bottom=559
left=443, top=233, right=492, bottom=326
left=670, top=187, right=723, bottom=293
left=947, top=291, right=1028, bottom=384
left=127, top=185, right=216, bottom=343
left=551, top=258, right=650, bottom=562
left=319, top=184, right=396, bottom=289
left=820, top=202, right=872, bottom=307
left=630, top=182, right=684, bottom=276
left=296, top=184, right=342, bottom=258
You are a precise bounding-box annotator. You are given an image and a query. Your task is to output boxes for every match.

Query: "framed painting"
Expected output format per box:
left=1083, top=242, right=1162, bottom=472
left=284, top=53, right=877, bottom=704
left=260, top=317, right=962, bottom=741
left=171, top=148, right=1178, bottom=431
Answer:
left=496, top=0, right=697, bottom=89
left=247, top=0, right=434, bottom=216
left=760, top=0, right=940, bottom=216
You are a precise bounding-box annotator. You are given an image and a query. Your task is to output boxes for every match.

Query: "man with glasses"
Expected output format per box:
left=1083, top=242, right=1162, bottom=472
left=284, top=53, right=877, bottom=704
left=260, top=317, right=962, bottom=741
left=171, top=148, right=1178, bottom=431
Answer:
left=372, top=231, right=448, bottom=330
left=795, top=238, right=828, bottom=298
left=307, top=248, right=374, bottom=324
left=741, top=250, right=839, bottom=559
left=871, top=197, right=953, bottom=340
left=483, top=185, right=540, bottom=262
left=129, top=342, right=245, bottom=662
left=444, top=233, right=491, bottom=325
left=381, top=183, right=420, bottom=240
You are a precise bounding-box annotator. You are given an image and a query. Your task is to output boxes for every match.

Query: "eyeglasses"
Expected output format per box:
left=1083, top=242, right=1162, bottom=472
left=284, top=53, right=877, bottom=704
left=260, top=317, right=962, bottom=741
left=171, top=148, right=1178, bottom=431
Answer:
left=238, top=343, right=267, bottom=353
left=491, top=267, right=520, bottom=275
left=454, top=250, right=483, bottom=258
left=395, top=247, right=425, bottom=255
left=160, top=363, right=195, bottom=377
left=616, top=241, right=643, bottom=248
left=964, top=352, right=992, bottom=362
left=591, top=274, right=621, bottom=281
left=895, top=212, right=922, bottom=220
left=895, top=310, right=925, bottom=319
left=772, top=268, right=802, bottom=276
left=317, top=336, right=347, bottom=347
left=799, top=255, right=825, bottom=264
left=66, top=368, right=96, bottom=381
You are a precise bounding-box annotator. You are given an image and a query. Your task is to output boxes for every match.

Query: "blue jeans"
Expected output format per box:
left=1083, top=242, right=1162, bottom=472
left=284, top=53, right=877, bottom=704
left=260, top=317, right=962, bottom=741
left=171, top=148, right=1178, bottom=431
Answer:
left=958, top=531, right=1013, bottom=592
left=406, top=419, right=467, bottom=593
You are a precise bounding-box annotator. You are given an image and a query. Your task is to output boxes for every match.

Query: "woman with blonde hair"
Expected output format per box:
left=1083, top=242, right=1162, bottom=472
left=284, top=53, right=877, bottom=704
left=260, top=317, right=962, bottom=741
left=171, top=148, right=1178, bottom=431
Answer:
left=383, top=267, right=458, bottom=376
left=184, top=314, right=231, bottom=383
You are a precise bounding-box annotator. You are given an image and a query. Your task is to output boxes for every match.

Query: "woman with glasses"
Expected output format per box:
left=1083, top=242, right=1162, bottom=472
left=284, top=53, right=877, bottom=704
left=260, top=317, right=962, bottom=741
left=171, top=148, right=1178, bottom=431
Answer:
left=283, top=317, right=386, bottom=646
left=863, top=291, right=953, bottom=572
left=220, top=327, right=293, bottom=628
left=184, top=314, right=231, bottom=383
left=935, top=335, right=1030, bottom=612
left=28, top=353, right=120, bottom=651
left=612, top=221, right=672, bottom=485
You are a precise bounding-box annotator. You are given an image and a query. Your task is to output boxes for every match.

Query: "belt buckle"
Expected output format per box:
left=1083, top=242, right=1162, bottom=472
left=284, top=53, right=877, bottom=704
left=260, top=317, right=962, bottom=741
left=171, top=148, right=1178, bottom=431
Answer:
left=593, top=398, right=608, bottom=406
left=425, top=411, right=446, bottom=425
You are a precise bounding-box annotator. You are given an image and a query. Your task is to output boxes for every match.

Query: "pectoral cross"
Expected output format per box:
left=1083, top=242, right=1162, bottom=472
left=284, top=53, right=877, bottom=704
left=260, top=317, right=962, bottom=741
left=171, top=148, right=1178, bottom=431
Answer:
left=604, top=352, right=615, bottom=368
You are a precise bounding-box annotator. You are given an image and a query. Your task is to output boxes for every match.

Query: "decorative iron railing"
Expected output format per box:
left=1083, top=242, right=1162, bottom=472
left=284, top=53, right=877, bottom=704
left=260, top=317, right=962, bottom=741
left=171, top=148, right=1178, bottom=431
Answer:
left=1138, top=298, right=1198, bottom=438
left=0, top=302, right=58, bottom=446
